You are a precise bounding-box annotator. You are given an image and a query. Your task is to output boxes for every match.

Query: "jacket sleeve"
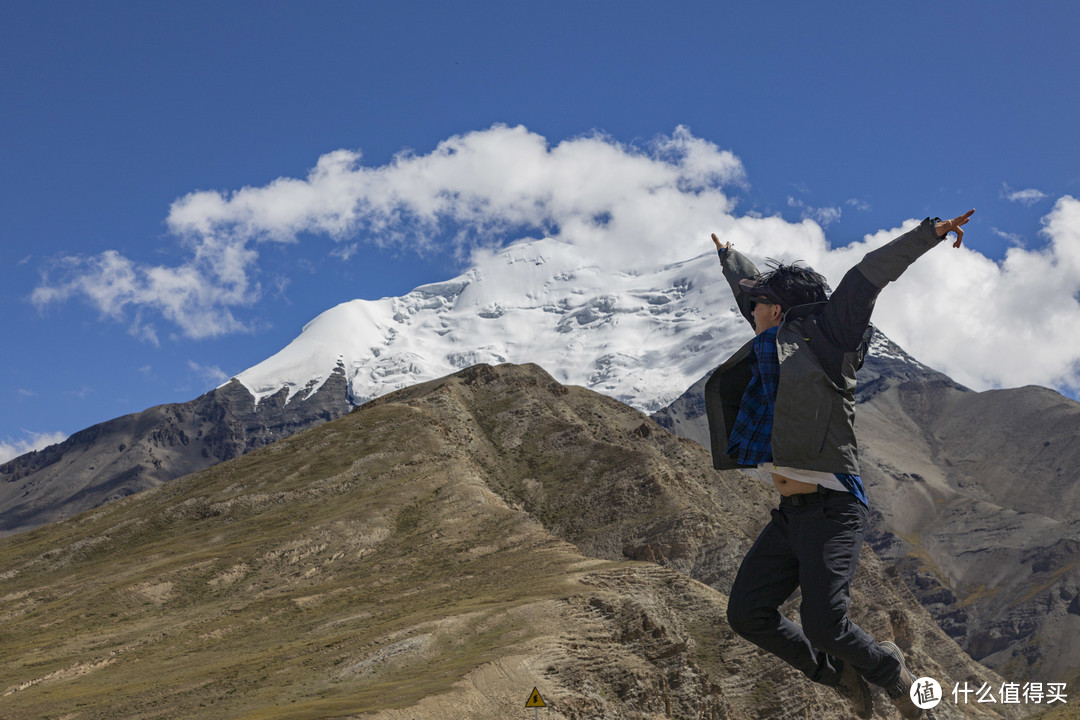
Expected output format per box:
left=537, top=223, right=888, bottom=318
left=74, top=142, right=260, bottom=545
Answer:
left=718, top=247, right=760, bottom=328
left=818, top=217, right=945, bottom=351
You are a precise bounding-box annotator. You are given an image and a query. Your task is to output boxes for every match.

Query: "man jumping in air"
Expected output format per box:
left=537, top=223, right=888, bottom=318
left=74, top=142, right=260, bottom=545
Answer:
left=705, top=210, right=974, bottom=719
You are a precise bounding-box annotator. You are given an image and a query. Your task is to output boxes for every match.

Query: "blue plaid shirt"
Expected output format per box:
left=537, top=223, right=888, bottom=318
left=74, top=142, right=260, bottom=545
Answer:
left=727, top=326, right=779, bottom=465
left=727, top=325, right=868, bottom=505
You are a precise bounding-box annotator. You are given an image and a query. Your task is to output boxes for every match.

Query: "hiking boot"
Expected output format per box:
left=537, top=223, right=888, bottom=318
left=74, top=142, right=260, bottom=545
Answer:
left=833, top=659, right=873, bottom=719
left=880, top=641, right=921, bottom=719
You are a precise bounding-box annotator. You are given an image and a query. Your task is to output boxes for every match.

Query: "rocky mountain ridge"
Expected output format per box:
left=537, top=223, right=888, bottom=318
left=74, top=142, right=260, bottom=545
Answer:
left=0, top=366, right=351, bottom=535
left=0, top=329, right=924, bottom=538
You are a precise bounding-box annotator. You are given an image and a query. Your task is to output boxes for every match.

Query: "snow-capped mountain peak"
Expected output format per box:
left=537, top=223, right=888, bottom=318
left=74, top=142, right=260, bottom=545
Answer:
left=234, top=236, right=752, bottom=413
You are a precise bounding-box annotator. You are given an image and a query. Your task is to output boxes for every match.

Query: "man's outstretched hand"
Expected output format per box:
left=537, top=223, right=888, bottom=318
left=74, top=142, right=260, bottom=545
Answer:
left=936, top=209, right=975, bottom=248
left=711, top=233, right=732, bottom=252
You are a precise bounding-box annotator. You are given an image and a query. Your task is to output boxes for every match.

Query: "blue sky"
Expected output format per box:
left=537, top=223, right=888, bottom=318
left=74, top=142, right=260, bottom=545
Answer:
left=3, top=1, right=1079, bottom=461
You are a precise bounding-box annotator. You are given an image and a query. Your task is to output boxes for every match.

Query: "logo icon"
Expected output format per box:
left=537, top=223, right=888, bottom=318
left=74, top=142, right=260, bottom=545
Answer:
left=911, top=677, right=942, bottom=709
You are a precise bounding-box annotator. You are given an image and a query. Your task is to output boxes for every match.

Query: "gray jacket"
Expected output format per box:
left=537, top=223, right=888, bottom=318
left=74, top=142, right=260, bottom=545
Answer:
left=704, top=217, right=946, bottom=474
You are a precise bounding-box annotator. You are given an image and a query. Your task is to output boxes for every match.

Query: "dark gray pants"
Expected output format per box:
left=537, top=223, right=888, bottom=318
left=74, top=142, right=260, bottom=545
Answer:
left=726, top=489, right=900, bottom=687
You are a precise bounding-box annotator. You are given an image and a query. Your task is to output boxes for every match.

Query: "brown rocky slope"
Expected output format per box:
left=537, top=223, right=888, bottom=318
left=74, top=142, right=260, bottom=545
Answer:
left=1, top=364, right=1021, bottom=718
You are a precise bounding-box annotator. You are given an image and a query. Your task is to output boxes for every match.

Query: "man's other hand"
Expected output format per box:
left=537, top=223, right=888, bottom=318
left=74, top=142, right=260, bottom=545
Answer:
left=936, top=209, right=975, bottom=248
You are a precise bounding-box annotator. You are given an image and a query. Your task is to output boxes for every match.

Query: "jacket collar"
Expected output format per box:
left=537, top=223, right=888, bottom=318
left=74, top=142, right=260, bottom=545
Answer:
left=783, top=301, right=827, bottom=322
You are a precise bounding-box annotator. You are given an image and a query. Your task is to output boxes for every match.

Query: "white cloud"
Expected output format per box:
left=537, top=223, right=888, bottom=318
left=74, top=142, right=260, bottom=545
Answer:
left=330, top=242, right=360, bottom=261
left=1003, top=184, right=1048, bottom=206
left=188, top=360, right=230, bottom=386
left=70, top=386, right=95, bottom=400
left=0, top=430, right=68, bottom=464
left=34, top=125, right=745, bottom=338
left=33, top=248, right=255, bottom=341
left=28, top=124, right=1080, bottom=397
left=787, top=196, right=842, bottom=226
left=683, top=197, right=1080, bottom=396
left=163, top=124, right=747, bottom=258
left=796, top=198, right=1080, bottom=395
left=992, top=227, right=1026, bottom=246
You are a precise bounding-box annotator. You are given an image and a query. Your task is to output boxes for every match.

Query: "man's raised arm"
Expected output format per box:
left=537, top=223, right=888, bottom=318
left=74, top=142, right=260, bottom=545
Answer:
left=711, top=233, right=759, bottom=327
left=818, top=209, right=975, bottom=351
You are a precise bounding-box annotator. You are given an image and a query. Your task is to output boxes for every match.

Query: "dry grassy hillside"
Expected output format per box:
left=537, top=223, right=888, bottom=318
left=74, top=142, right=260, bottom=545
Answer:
left=1, top=364, right=1024, bottom=719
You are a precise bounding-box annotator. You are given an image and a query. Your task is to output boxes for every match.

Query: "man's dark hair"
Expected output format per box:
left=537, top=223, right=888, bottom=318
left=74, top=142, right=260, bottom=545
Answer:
left=756, top=259, right=830, bottom=311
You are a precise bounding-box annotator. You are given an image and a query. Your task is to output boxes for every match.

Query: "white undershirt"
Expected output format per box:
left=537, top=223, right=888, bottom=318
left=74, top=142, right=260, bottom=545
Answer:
left=740, top=462, right=850, bottom=494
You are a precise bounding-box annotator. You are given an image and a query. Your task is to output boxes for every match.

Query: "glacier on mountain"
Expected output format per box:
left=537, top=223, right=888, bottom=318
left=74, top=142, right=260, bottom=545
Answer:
left=234, top=235, right=755, bottom=413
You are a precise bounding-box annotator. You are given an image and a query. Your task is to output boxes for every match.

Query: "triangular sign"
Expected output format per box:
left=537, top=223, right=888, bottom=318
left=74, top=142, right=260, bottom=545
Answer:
left=525, top=686, right=546, bottom=708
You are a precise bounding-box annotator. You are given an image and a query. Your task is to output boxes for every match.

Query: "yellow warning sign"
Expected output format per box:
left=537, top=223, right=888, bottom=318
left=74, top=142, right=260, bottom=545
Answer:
left=525, top=687, right=546, bottom=708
